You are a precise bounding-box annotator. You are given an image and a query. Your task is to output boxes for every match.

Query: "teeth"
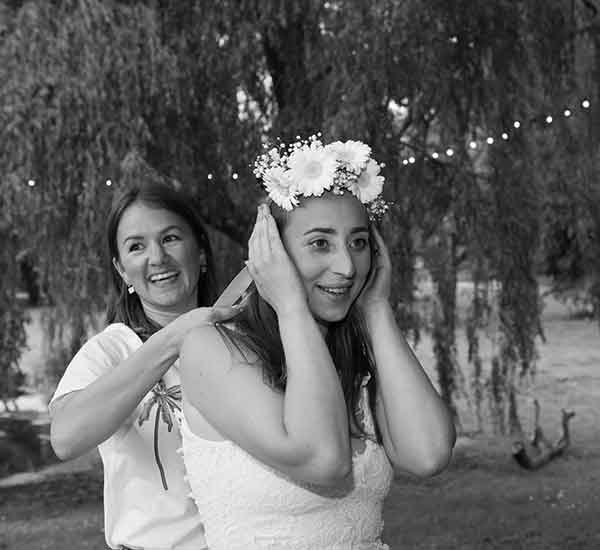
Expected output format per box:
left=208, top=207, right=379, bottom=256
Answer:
left=150, top=271, right=178, bottom=282
left=320, top=286, right=350, bottom=295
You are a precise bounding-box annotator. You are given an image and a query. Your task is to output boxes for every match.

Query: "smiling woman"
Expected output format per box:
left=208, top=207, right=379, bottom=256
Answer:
left=177, top=137, right=456, bottom=550
left=105, top=184, right=217, bottom=337
left=276, top=193, right=371, bottom=325
left=48, top=182, right=241, bottom=550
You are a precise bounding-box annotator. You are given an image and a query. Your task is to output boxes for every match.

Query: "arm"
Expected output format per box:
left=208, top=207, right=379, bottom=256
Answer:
left=50, top=306, right=238, bottom=460
left=361, top=227, right=456, bottom=477
left=181, top=205, right=351, bottom=486
left=367, top=302, right=456, bottom=477
left=181, top=313, right=351, bottom=487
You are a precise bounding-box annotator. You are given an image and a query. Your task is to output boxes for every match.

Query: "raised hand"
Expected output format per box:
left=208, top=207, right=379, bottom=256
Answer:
left=169, top=305, right=241, bottom=351
left=356, top=225, right=392, bottom=315
left=246, top=204, right=308, bottom=317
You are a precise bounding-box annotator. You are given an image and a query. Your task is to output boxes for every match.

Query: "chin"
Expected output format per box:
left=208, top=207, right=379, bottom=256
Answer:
left=313, top=306, right=352, bottom=324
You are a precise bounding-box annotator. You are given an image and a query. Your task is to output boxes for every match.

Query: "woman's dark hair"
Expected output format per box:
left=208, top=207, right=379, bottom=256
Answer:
left=218, top=198, right=381, bottom=442
left=106, top=182, right=217, bottom=340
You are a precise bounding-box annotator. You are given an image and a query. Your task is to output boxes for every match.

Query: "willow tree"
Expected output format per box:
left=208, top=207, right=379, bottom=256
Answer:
left=2, top=0, right=598, bottom=431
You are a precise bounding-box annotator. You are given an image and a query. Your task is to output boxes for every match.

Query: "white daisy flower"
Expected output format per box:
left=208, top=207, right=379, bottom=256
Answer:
left=350, top=159, right=385, bottom=203
left=287, top=143, right=338, bottom=197
left=326, top=140, right=371, bottom=172
left=263, top=166, right=298, bottom=210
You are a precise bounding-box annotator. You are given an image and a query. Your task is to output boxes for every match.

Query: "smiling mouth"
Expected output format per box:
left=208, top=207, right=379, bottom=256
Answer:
left=317, top=285, right=352, bottom=297
left=148, top=271, right=179, bottom=284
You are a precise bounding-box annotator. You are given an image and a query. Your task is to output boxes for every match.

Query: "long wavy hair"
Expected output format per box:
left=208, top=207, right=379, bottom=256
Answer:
left=106, top=182, right=217, bottom=341
left=219, top=200, right=381, bottom=441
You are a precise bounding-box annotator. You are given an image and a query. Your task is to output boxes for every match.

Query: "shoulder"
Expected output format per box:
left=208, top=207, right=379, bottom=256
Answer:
left=181, top=324, right=229, bottom=360
left=181, top=323, right=255, bottom=368
left=180, top=324, right=265, bottom=391
left=80, top=323, right=141, bottom=361
left=179, top=324, right=235, bottom=381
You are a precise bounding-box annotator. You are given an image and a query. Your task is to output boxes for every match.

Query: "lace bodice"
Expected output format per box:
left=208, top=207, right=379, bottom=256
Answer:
left=180, top=378, right=394, bottom=550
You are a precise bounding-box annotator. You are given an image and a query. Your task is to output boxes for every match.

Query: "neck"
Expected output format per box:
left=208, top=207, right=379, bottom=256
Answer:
left=142, top=298, right=197, bottom=327
left=316, top=318, right=329, bottom=338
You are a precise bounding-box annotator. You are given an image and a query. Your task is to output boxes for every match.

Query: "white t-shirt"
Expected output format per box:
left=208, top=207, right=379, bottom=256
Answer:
left=50, top=323, right=207, bottom=550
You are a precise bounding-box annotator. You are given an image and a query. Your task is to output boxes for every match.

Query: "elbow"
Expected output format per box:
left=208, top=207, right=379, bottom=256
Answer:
left=397, top=426, right=457, bottom=479
left=50, top=423, right=80, bottom=462
left=308, top=448, right=353, bottom=487
left=405, top=447, right=453, bottom=478
left=404, top=433, right=456, bottom=478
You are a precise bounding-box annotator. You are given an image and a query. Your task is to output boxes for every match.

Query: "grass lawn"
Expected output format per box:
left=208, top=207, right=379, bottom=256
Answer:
left=2, top=293, right=600, bottom=549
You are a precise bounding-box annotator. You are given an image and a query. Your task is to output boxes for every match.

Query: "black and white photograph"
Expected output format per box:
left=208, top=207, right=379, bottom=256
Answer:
left=1, top=1, right=599, bottom=549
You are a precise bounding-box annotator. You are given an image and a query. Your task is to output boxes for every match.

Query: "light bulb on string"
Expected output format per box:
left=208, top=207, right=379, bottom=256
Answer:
left=232, top=173, right=239, bottom=180
left=432, top=152, right=439, bottom=159
left=105, top=179, right=112, bottom=186
left=469, top=141, right=477, bottom=149
left=501, top=133, right=509, bottom=140
left=564, top=109, right=571, bottom=117
left=408, top=156, right=416, bottom=164
left=402, top=159, right=409, bottom=166
left=582, top=99, right=590, bottom=109
left=513, top=120, right=521, bottom=129
left=27, top=179, right=35, bottom=187
left=486, top=137, right=494, bottom=145
left=207, top=173, right=213, bottom=180
left=545, top=115, right=553, bottom=124
left=445, top=148, right=454, bottom=157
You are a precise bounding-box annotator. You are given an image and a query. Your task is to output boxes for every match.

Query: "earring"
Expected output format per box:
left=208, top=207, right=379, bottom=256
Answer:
left=127, top=285, right=135, bottom=295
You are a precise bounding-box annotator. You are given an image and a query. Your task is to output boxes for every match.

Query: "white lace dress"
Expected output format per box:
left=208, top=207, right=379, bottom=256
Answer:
left=180, top=377, right=394, bottom=550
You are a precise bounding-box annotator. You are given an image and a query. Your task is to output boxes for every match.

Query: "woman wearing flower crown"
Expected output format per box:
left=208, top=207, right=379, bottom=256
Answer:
left=179, top=137, right=456, bottom=550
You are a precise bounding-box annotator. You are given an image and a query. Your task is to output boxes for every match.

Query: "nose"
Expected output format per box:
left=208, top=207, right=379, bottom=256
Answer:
left=331, top=246, right=356, bottom=278
left=147, top=240, right=167, bottom=265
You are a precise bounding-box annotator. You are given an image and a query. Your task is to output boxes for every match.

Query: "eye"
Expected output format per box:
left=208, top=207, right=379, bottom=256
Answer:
left=310, top=238, right=329, bottom=250
left=163, top=233, right=181, bottom=244
left=128, top=242, right=143, bottom=252
left=350, top=237, right=369, bottom=250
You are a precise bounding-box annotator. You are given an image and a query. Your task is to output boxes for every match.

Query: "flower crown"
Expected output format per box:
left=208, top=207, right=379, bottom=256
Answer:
left=253, top=135, right=388, bottom=220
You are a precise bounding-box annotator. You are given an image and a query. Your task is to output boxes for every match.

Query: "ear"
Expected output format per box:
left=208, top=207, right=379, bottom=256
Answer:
left=112, top=257, right=129, bottom=285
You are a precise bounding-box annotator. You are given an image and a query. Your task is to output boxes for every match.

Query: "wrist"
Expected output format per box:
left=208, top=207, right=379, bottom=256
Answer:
left=149, top=322, right=182, bottom=362
left=361, top=299, right=393, bottom=324
left=361, top=298, right=392, bottom=317
left=273, top=297, right=311, bottom=319
left=276, top=301, right=314, bottom=324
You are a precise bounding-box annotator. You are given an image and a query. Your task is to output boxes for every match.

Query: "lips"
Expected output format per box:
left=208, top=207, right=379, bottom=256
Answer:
left=317, top=284, right=352, bottom=296
left=148, top=270, right=179, bottom=283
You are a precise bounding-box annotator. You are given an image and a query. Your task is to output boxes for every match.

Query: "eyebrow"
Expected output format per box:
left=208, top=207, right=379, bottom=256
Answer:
left=122, top=225, right=184, bottom=245
left=303, top=226, right=369, bottom=236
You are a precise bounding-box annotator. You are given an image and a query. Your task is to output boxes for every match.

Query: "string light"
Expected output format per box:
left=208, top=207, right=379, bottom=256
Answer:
left=207, top=173, right=213, bottom=180
left=105, top=179, right=112, bottom=186
left=232, top=173, right=239, bottom=180
left=400, top=95, right=592, bottom=166
left=27, top=179, right=35, bottom=187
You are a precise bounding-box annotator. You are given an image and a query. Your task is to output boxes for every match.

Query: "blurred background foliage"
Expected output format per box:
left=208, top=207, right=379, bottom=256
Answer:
left=1, top=0, right=599, bottom=433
